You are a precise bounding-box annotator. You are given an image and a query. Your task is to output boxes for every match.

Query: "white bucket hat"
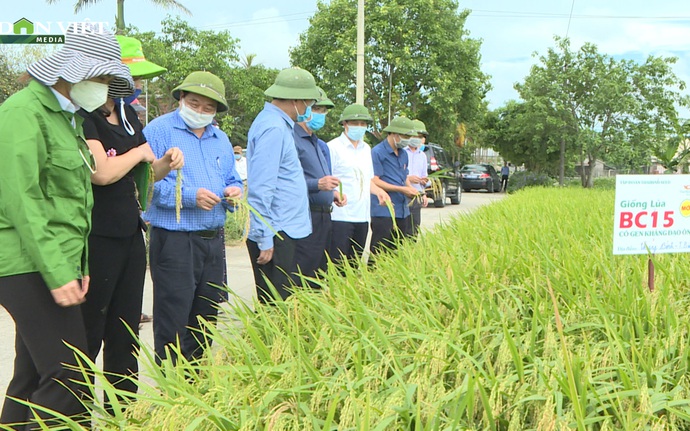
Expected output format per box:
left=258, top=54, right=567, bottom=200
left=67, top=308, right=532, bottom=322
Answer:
left=27, top=23, right=134, bottom=97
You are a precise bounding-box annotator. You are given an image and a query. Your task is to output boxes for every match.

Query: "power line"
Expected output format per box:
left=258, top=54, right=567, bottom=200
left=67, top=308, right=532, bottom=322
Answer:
left=565, top=0, right=576, bottom=38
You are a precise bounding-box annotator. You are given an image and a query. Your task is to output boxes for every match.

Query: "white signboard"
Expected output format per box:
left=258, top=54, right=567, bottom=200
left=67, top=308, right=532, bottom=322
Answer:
left=613, top=175, right=690, bottom=255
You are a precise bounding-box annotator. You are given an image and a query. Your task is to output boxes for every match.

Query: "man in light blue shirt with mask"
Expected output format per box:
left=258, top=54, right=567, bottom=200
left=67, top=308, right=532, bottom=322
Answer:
left=246, top=67, right=321, bottom=303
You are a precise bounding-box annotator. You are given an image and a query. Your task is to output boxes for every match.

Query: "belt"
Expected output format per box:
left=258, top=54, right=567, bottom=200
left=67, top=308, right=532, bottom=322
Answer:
left=191, top=229, right=220, bottom=239
left=310, top=205, right=333, bottom=213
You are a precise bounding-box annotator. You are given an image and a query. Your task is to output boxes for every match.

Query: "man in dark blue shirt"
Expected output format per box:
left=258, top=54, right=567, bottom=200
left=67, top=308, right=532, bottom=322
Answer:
left=370, top=116, right=419, bottom=257
left=294, top=88, right=346, bottom=287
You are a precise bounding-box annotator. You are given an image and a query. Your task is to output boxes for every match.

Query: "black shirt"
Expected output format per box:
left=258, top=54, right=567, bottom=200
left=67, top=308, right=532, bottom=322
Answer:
left=79, top=104, right=146, bottom=237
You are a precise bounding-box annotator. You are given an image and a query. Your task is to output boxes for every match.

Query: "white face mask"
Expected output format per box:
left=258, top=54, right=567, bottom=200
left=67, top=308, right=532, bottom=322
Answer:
left=69, top=80, right=109, bottom=113
left=179, top=100, right=215, bottom=129
left=409, top=137, right=423, bottom=148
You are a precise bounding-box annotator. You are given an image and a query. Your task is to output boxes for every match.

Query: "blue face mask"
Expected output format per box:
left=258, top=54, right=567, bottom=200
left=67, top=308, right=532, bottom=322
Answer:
left=114, top=88, right=142, bottom=106
left=346, top=125, right=367, bottom=142
left=296, top=104, right=312, bottom=123
left=234, top=154, right=241, bottom=160
left=306, top=112, right=326, bottom=131
left=420, top=144, right=426, bottom=152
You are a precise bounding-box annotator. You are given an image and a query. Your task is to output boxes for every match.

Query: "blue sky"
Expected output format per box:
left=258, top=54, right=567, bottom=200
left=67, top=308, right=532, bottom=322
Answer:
left=3, top=0, right=690, bottom=110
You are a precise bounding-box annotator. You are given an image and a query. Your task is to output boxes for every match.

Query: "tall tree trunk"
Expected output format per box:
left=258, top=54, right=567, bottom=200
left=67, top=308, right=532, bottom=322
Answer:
left=586, top=153, right=595, bottom=188
left=579, top=148, right=586, bottom=187
left=116, top=0, right=125, bottom=33
left=559, top=138, right=565, bottom=186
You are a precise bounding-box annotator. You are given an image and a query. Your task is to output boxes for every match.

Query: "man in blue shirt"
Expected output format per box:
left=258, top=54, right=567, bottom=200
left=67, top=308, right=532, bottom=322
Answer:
left=293, top=88, right=346, bottom=288
left=501, top=161, right=510, bottom=192
left=370, top=116, right=419, bottom=257
left=246, top=67, right=321, bottom=303
left=144, top=71, right=243, bottom=362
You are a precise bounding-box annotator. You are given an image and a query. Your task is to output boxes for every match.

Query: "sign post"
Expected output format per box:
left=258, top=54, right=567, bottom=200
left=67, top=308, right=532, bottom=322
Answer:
left=613, top=175, right=690, bottom=291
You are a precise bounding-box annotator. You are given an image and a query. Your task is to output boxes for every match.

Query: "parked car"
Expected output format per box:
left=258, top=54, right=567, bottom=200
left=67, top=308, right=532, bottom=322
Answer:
left=423, top=143, right=461, bottom=207
left=460, top=164, right=502, bottom=193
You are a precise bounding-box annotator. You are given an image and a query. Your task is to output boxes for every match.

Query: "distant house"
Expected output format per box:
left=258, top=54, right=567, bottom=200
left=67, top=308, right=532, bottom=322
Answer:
left=13, top=18, right=34, bottom=35
left=574, top=159, right=616, bottom=178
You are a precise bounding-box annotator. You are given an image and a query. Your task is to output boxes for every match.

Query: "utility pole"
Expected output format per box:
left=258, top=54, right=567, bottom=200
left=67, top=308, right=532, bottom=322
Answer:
left=356, top=0, right=365, bottom=104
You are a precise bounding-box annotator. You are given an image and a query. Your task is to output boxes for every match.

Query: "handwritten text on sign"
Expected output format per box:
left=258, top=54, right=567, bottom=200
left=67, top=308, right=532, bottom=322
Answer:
left=613, top=175, right=690, bottom=255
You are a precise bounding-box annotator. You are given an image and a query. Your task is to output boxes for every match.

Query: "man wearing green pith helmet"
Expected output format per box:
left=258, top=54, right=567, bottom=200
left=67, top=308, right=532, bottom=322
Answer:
left=369, top=116, right=420, bottom=256
left=246, top=67, right=321, bottom=304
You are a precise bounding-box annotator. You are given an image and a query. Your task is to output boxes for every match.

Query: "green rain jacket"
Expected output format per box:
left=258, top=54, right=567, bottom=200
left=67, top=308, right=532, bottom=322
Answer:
left=0, top=80, right=93, bottom=290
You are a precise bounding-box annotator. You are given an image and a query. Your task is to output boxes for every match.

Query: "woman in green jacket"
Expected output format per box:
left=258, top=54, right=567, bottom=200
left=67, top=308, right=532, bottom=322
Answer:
left=0, top=23, right=134, bottom=429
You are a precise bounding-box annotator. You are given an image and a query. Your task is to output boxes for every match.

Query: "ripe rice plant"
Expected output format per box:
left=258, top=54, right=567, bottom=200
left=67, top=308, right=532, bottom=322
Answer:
left=39, top=187, right=690, bottom=430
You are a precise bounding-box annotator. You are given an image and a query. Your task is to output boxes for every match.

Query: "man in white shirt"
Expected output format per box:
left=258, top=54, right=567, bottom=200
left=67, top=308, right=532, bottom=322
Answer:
left=327, top=103, right=388, bottom=264
left=405, top=119, right=430, bottom=237
left=233, top=145, right=247, bottom=183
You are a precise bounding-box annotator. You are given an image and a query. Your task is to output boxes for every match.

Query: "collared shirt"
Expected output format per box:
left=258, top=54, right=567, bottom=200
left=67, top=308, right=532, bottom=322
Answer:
left=371, top=139, right=410, bottom=219
left=0, top=80, right=92, bottom=289
left=501, top=166, right=510, bottom=176
left=49, top=87, right=78, bottom=128
left=404, top=146, right=428, bottom=193
left=234, top=156, right=247, bottom=180
left=143, top=109, right=242, bottom=231
left=294, top=124, right=333, bottom=207
left=247, top=102, right=311, bottom=250
left=327, top=133, right=374, bottom=223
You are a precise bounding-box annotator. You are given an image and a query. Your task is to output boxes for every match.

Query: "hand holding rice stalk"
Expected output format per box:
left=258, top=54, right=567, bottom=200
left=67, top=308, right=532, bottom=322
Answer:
left=145, top=164, right=155, bottom=210
left=175, top=169, right=183, bottom=223
left=427, top=169, right=451, bottom=201
left=225, top=196, right=283, bottom=240
left=407, top=192, right=426, bottom=207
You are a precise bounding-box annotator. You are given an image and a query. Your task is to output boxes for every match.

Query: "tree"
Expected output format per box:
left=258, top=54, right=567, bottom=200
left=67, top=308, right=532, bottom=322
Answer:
left=46, top=0, right=191, bottom=32
left=0, top=46, right=57, bottom=104
left=482, top=101, right=565, bottom=175
left=515, top=37, right=689, bottom=187
left=127, top=17, right=277, bottom=145
left=290, top=0, right=489, bottom=148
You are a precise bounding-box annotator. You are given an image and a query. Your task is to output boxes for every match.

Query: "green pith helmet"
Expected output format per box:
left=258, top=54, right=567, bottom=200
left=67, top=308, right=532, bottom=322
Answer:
left=264, top=67, right=321, bottom=100
left=339, top=103, right=373, bottom=124
left=383, top=116, right=417, bottom=135
left=412, top=119, right=428, bottom=136
left=116, top=35, right=167, bottom=79
left=314, top=86, right=335, bottom=108
left=172, top=71, right=228, bottom=112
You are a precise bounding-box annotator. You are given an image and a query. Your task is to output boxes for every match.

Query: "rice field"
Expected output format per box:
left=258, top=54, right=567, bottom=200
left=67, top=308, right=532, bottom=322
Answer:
left=70, top=188, right=690, bottom=429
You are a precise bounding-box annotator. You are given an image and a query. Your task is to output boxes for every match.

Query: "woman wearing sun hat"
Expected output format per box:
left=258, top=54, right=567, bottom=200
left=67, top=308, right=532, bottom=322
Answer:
left=0, top=23, right=134, bottom=428
left=77, top=34, right=182, bottom=403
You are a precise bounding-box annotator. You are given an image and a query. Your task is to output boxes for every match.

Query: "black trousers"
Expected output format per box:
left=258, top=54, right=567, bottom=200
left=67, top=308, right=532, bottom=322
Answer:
left=247, top=232, right=297, bottom=304
left=80, top=232, right=145, bottom=396
left=294, top=211, right=332, bottom=288
left=0, top=273, right=88, bottom=430
left=370, top=216, right=409, bottom=256
left=501, top=175, right=509, bottom=191
left=407, top=199, right=423, bottom=238
left=149, top=228, right=226, bottom=363
left=329, top=221, right=369, bottom=265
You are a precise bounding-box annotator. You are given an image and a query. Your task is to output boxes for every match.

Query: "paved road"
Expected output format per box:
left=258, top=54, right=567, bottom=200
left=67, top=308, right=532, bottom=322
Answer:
left=0, top=191, right=505, bottom=397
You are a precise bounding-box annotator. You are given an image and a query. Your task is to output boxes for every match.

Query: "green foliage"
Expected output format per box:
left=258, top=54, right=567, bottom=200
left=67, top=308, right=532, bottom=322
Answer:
left=126, top=17, right=278, bottom=146
left=0, top=46, right=57, bottom=104
left=66, top=188, right=690, bottom=429
left=483, top=100, right=564, bottom=175
left=506, top=170, right=554, bottom=193
left=489, top=36, right=689, bottom=187
left=591, top=176, right=616, bottom=190
left=290, top=0, right=490, bottom=149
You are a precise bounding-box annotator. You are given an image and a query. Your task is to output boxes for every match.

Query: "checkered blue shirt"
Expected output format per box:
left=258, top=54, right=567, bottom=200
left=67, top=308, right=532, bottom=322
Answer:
left=142, top=110, right=242, bottom=231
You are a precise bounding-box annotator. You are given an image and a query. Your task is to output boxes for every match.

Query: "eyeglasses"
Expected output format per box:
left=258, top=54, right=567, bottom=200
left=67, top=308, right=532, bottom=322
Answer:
left=304, top=99, right=316, bottom=108
left=78, top=137, right=97, bottom=174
